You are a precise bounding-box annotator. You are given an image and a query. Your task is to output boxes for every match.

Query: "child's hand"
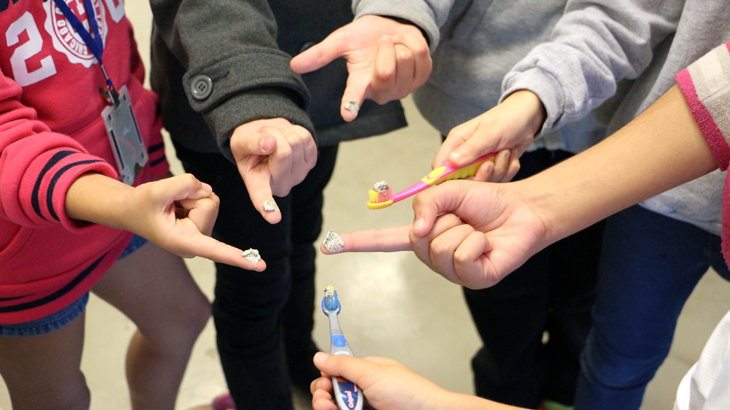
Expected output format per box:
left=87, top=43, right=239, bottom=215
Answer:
left=433, top=91, right=547, bottom=183
left=230, top=118, right=317, bottom=224
left=320, top=179, right=549, bottom=289
left=310, top=352, right=447, bottom=410
left=291, top=15, right=431, bottom=121
left=123, top=174, right=266, bottom=271
left=408, top=180, right=548, bottom=289
left=66, top=173, right=266, bottom=271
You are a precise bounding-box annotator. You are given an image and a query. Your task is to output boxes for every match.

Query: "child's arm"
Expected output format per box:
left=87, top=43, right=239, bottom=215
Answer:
left=150, top=0, right=318, bottom=222
left=65, top=173, right=265, bottom=271
left=310, top=352, right=520, bottom=410
left=434, top=0, right=683, bottom=179
left=322, top=84, right=718, bottom=289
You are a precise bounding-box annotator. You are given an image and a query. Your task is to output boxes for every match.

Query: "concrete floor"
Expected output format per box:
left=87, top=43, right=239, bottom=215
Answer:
left=1, top=3, right=729, bottom=409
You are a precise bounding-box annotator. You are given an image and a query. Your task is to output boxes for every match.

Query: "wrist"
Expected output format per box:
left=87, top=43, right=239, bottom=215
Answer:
left=379, top=15, right=430, bottom=46
left=505, top=90, right=546, bottom=137
left=66, top=172, right=132, bottom=230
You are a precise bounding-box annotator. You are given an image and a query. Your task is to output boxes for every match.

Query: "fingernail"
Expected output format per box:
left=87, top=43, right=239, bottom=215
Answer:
left=314, top=352, right=329, bottom=364
left=413, top=218, right=425, bottom=231
left=202, top=183, right=212, bottom=192
left=260, top=135, right=274, bottom=153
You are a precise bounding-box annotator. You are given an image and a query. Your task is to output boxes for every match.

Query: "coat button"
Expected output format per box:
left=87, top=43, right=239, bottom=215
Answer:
left=190, top=75, right=213, bottom=100
left=299, top=41, right=316, bottom=53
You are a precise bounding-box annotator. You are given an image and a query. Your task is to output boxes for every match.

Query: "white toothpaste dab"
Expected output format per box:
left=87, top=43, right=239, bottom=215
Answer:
left=242, top=248, right=261, bottom=264
left=263, top=200, right=276, bottom=212
left=373, top=181, right=389, bottom=192
left=344, top=100, right=360, bottom=116
left=322, top=230, right=345, bottom=253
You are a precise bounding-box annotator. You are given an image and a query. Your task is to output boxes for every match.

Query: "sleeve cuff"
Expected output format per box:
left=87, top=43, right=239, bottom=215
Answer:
left=501, top=66, right=566, bottom=138
left=203, top=88, right=315, bottom=162
left=353, top=0, right=441, bottom=53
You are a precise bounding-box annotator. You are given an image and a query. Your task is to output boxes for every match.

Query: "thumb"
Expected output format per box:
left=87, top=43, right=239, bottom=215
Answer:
left=231, top=132, right=277, bottom=158
left=290, top=30, right=347, bottom=74
left=411, top=182, right=470, bottom=237
left=157, top=174, right=212, bottom=202
left=313, top=352, right=377, bottom=388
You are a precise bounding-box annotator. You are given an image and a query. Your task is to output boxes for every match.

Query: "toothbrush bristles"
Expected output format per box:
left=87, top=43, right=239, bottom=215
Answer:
left=323, top=285, right=339, bottom=311
left=368, top=186, right=392, bottom=204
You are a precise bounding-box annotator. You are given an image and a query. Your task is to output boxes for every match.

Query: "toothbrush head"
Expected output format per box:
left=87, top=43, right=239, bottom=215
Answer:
left=367, top=181, right=394, bottom=210
left=322, top=285, right=341, bottom=314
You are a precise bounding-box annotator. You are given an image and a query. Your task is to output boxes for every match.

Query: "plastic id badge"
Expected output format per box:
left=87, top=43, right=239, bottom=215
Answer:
left=102, top=85, right=148, bottom=185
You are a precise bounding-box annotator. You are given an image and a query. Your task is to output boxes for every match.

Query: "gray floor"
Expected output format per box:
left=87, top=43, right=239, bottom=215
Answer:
left=2, top=3, right=729, bottom=409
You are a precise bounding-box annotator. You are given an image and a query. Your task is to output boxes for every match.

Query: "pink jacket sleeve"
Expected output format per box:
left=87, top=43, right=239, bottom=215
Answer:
left=0, top=70, right=117, bottom=231
left=676, top=42, right=730, bottom=264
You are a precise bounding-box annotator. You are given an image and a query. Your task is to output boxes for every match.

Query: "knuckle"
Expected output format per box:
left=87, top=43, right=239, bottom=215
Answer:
left=395, top=47, right=413, bottom=63
left=182, top=173, right=197, bottom=186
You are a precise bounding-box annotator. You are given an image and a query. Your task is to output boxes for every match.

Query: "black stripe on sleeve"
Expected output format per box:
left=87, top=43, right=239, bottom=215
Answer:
left=46, top=159, right=105, bottom=221
left=31, top=151, right=75, bottom=220
left=148, top=142, right=164, bottom=153
left=0, top=254, right=105, bottom=313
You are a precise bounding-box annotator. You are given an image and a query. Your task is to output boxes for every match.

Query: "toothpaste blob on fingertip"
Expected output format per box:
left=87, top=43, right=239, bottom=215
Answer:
left=344, top=100, right=359, bottom=116
left=322, top=230, right=345, bottom=253
left=242, top=248, right=261, bottom=264
left=263, top=200, right=276, bottom=212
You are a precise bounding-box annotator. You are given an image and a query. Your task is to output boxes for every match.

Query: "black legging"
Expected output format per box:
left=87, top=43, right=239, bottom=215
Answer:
left=174, top=141, right=338, bottom=410
left=464, top=148, right=604, bottom=407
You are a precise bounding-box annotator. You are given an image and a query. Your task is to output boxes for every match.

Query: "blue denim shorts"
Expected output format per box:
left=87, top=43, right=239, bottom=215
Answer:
left=0, top=235, right=148, bottom=337
left=119, top=234, right=148, bottom=259
left=0, top=292, right=90, bottom=337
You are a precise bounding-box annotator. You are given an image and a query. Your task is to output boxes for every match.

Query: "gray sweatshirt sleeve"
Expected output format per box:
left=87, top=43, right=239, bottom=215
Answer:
left=352, top=0, right=456, bottom=53
left=149, top=0, right=314, bottom=157
left=501, top=0, right=684, bottom=137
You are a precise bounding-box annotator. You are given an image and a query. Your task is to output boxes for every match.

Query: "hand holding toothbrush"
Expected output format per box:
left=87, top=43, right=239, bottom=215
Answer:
left=433, top=90, right=547, bottom=183
left=311, top=352, right=521, bottom=410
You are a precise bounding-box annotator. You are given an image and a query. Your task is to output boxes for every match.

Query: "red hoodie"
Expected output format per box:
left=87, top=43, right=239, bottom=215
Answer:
left=0, top=0, right=168, bottom=323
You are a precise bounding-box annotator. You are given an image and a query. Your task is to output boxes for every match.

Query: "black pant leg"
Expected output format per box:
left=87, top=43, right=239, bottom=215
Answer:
left=283, top=145, right=339, bottom=389
left=173, top=142, right=294, bottom=410
left=466, top=149, right=601, bottom=408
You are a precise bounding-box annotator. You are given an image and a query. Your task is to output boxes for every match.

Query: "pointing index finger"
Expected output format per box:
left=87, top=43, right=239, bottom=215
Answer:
left=320, top=225, right=413, bottom=254
left=290, top=30, right=348, bottom=74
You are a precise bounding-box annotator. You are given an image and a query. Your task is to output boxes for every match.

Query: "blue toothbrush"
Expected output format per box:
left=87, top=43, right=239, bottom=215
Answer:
left=322, top=286, right=364, bottom=410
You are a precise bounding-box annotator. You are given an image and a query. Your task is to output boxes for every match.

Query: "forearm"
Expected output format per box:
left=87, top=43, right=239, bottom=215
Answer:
left=150, top=0, right=314, bottom=156
left=65, top=173, right=133, bottom=230
left=502, top=0, right=683, bottom=136
left=352, top=0, right=454, bottom=52
left=519, top=85, right=717, bottom=243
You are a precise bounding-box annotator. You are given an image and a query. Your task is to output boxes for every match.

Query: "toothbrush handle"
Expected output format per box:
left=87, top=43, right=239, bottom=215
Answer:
left=391, top=152, right=497, bottom=203
left=331, top=355, right=364, bottom=410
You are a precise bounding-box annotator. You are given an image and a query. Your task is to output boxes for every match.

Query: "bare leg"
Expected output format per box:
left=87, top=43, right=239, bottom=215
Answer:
left=0, top=313, right=89, bottom=410
left=93, top=241, right=211, bottom=410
